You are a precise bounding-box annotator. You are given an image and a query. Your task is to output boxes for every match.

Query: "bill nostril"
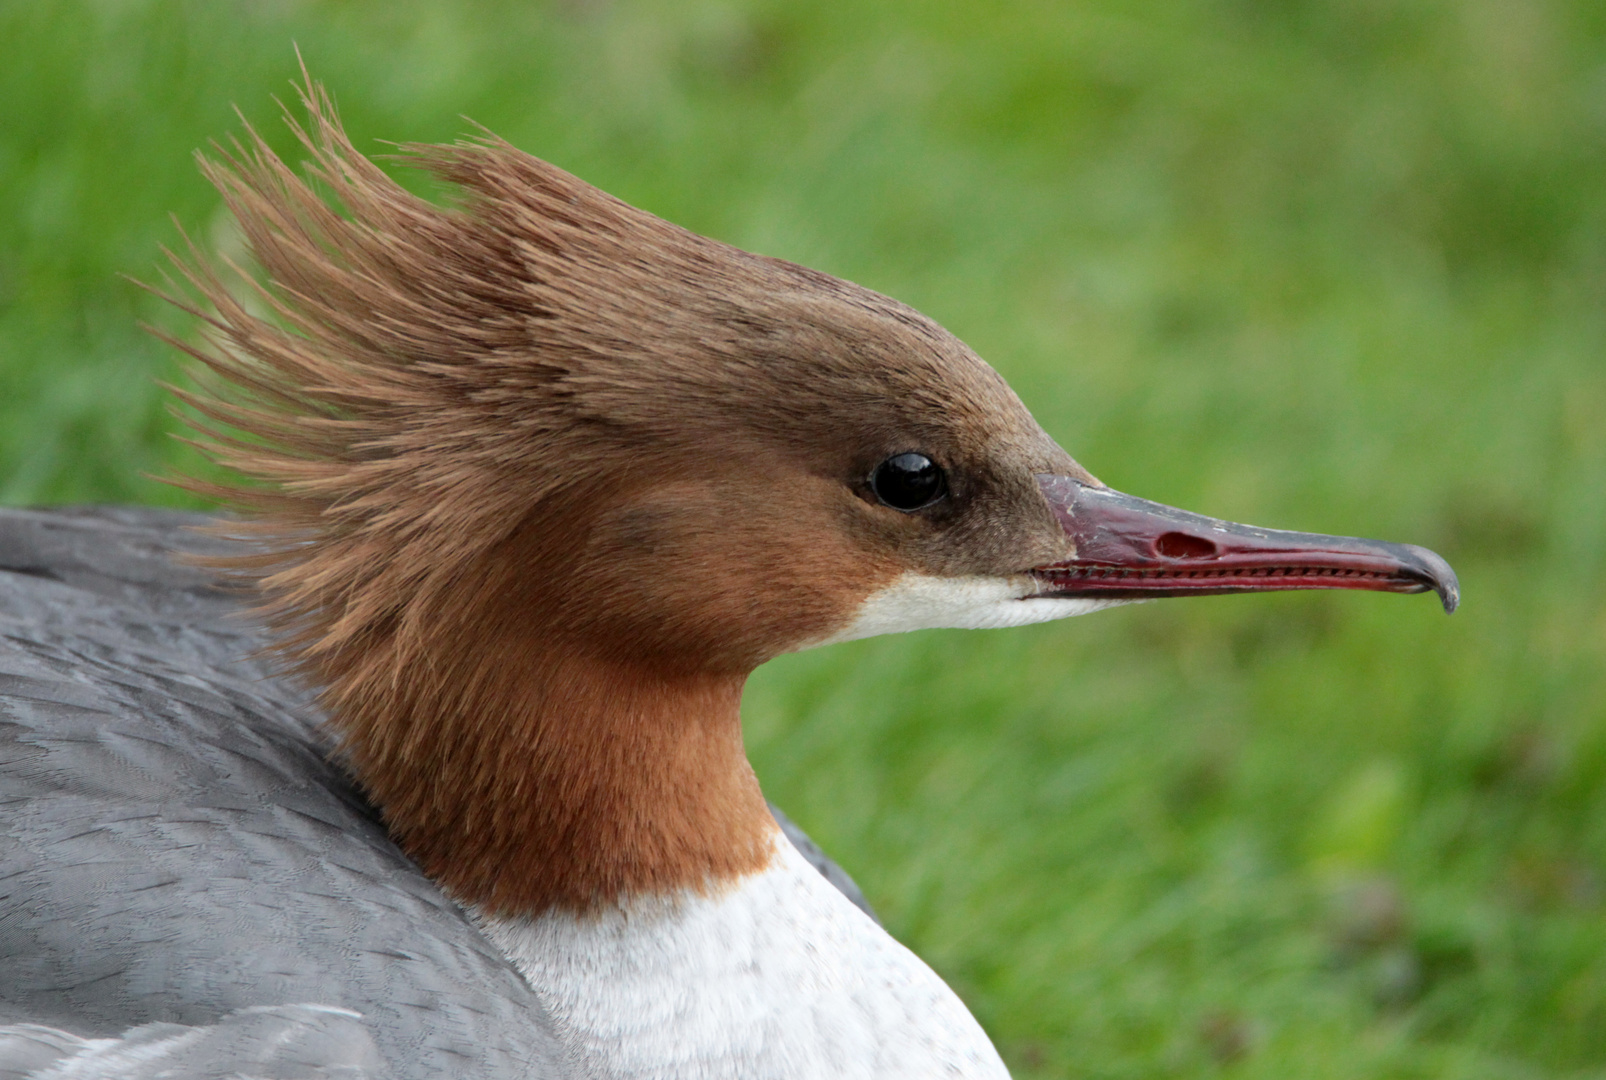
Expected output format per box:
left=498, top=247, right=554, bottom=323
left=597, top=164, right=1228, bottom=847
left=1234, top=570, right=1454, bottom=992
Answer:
left=1155, top=532, right=1218, bottom=559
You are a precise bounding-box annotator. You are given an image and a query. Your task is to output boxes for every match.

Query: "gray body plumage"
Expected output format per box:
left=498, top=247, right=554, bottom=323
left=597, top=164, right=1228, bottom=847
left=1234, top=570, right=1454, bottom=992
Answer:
left=0, top=507, right=873, bottom=1079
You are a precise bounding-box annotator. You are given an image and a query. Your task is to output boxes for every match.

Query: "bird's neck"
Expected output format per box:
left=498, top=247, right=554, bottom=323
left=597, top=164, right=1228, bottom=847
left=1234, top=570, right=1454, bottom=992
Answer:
left=329, top=633, right=777, bottom=914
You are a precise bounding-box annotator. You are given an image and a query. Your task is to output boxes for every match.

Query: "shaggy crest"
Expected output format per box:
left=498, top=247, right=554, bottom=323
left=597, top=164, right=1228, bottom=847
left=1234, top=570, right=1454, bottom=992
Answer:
left=168, top=82, right=778, bottom=681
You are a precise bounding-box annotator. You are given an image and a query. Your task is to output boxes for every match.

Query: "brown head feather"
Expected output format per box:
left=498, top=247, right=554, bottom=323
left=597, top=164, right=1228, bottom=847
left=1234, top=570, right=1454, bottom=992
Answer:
left=163, top=77, right=1080, bottom=913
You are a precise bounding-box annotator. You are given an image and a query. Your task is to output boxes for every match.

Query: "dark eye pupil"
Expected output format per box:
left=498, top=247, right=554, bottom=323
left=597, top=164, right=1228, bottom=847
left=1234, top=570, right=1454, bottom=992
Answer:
left=872, top=453, right=946, bottom=511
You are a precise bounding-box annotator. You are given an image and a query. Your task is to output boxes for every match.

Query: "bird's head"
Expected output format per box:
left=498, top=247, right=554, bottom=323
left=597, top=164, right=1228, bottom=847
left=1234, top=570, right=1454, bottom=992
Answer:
left=164, top=79, right=1453, bottom=913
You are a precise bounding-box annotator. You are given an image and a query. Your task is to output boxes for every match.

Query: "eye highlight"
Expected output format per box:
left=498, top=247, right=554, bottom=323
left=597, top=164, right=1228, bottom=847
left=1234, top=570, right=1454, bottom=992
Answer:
left=871, top=453, right=947, bottom=512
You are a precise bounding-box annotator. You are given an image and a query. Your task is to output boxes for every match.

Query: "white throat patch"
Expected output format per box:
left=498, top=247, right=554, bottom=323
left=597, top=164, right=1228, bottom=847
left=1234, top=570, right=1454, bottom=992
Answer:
left=475, top=834, right=1009, bottom=1079
left=815, top=571, right=1130, bottom=646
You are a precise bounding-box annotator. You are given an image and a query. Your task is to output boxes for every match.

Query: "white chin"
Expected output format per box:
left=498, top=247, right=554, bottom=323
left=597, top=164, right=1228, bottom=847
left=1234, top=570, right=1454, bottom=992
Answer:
left=809, top=572, right=1133, bottom=647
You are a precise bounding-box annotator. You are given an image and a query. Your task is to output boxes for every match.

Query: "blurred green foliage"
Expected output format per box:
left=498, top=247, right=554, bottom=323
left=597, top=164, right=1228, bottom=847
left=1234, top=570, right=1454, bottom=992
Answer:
left=3, top=0, right=1604, bottom=1075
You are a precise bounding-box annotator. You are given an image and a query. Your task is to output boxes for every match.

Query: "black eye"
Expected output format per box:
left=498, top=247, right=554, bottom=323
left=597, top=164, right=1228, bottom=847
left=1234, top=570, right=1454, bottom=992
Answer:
left=871, top=452, right=947, bottom=512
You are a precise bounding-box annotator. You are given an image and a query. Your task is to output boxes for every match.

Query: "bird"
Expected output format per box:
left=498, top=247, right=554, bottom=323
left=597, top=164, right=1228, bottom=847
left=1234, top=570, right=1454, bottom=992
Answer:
left=0, top=78, right=1457, bottom=1080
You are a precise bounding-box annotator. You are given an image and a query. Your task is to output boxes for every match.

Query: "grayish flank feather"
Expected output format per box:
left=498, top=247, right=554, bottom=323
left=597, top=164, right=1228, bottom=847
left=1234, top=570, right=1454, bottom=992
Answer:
left=0, top=1004, right=380, bottom=1079
left=0, top=506, right=875, bottom=1079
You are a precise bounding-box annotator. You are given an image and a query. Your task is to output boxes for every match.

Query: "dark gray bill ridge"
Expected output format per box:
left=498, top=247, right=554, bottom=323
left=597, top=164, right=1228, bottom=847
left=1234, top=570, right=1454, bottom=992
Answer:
left=1031, top=475, right=1460, bottom=614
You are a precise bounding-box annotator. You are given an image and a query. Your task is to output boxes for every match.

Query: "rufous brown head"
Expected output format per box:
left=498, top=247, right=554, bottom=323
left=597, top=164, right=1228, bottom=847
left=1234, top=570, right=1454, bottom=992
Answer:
left=158, top=76, right=1455, bottom=914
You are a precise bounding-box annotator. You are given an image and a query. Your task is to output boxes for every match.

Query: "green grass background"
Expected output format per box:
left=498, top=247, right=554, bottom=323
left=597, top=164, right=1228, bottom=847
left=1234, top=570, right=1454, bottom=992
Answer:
left=4, top=0, right=1605, bottom=1075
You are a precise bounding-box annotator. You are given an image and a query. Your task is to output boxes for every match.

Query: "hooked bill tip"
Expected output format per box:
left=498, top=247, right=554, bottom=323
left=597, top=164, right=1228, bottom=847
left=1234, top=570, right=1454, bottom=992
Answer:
left=1402, top=543, right=1459, bottom=614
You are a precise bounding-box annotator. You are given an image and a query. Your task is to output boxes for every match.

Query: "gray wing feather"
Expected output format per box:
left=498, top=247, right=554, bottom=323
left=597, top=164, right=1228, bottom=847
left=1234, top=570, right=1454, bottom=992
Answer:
left=0, top=1005, right=381, bottom=1080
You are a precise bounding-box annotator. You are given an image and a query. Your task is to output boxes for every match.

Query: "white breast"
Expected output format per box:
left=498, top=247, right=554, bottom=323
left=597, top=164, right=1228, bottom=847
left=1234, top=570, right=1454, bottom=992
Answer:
left=476, top=833, right=1010, bottom=1079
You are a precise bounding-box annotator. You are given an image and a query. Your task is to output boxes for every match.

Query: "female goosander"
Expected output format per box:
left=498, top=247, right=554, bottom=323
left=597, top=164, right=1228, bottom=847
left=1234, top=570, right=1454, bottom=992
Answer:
left=0, top=81, right=1456, bottom=1079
